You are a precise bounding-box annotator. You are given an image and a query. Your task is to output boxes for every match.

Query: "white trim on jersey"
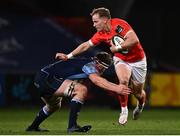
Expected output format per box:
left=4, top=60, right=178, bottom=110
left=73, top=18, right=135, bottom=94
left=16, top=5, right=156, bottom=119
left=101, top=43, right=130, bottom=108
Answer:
left=124, top=30, right=133, bottom=38
left=88, top=40, right=94, bottom=46
left=124, top=30, right=140, bottom=42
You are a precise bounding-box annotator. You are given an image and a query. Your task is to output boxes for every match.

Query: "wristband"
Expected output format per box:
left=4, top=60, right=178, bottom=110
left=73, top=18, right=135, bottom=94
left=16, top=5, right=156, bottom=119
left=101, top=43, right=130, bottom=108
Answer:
left=67, top=53, right=73, bottom=59
left=115, top=45, right=122, bottom=51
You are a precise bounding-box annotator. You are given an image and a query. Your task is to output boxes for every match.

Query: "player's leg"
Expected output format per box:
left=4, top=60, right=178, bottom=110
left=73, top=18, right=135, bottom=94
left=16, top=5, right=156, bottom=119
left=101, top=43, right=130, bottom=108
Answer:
left=114, top=61, right=131, bottom=125
left=53, top=79, right=91, bottom=132
left=26, top=74, right=70, bottom=132
left=132, top=81, right=146, bottom=120
left=66, top=80, right=91, bottom=133
left=130, top=58, right=147, bottom=120
left=116, top=94, right=129, bottom=125
left=26, top=96, right=62, bottom=132
left=26, top=71, right=54, bottom=132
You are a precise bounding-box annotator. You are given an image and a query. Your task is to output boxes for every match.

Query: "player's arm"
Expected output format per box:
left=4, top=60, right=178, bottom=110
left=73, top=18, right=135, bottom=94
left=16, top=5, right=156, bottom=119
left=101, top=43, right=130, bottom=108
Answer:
left=55, top=41, right=91, bottom=60
left=122, top=30, right=139, bottom=48
left=89, top=73, right=131, bottom=95
left=110, top=30, right=139, bottom=53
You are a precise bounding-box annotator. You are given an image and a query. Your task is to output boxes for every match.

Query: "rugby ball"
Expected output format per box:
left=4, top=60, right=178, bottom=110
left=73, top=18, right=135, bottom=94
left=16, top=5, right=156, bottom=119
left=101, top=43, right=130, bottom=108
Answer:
left=112, top=35, right=128, bottom=54
left=112, top=35, right=125, bottom=46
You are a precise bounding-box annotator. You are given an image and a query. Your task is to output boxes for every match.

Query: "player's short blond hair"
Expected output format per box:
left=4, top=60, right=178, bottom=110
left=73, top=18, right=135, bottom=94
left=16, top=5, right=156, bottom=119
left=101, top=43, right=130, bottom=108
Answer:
left=90, top=7, right=111, bottom=19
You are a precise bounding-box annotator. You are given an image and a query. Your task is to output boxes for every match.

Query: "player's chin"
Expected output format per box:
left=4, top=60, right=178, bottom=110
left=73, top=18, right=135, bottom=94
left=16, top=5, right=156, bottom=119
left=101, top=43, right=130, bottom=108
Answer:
left=96, top=28, right=101, bottom=32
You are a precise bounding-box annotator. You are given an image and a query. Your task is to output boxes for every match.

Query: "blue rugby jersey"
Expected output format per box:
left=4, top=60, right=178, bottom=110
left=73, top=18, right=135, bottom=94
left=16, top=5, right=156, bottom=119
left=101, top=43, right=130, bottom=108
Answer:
left=41, top=58, right=100, bottom=81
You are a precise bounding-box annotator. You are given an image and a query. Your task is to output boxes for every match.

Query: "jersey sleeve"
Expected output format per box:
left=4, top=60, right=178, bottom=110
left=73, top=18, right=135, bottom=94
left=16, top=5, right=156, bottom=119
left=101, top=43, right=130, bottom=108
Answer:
left=89, top=32, right=101, bottom=46
left=82, top=62, right=99, bottom=75
left=117, top=19, right=133, bottom=37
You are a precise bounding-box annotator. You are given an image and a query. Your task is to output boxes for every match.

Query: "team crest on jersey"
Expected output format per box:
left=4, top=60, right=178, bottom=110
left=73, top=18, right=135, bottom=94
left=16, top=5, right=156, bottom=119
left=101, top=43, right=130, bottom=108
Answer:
left=115, top=25, right=123, bottom=34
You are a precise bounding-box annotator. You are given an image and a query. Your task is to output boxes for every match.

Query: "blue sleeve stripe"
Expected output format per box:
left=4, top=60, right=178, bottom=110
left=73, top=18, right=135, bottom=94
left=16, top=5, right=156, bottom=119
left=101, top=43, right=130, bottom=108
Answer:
left=66, top=73, right=88, bottom=79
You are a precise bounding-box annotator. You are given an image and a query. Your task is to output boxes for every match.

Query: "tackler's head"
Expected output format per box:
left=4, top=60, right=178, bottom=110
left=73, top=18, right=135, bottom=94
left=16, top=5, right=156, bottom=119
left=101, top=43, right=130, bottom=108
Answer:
left=94, top=52, right=113, bottom=69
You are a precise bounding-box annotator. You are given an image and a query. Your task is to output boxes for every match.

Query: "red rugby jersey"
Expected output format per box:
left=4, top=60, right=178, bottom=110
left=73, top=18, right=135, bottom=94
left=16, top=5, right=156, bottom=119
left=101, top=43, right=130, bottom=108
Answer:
left=89, top=18, right=145, bottom=62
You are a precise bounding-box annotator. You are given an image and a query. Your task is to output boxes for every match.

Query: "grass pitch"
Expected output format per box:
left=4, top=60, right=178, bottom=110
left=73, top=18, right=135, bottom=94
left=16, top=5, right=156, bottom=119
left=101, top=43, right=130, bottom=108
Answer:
left=0, top=107, right=180, bottom=135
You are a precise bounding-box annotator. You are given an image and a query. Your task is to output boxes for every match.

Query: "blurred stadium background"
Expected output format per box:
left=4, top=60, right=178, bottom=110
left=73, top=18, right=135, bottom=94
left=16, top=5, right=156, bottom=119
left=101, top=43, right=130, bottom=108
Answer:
left=0, top=0, right=180, bottom=134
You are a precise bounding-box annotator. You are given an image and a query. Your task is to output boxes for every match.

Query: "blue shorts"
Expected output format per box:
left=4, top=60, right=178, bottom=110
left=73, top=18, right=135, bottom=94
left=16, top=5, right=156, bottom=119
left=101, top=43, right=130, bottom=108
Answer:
left=34, top=70, right=63, bottom=98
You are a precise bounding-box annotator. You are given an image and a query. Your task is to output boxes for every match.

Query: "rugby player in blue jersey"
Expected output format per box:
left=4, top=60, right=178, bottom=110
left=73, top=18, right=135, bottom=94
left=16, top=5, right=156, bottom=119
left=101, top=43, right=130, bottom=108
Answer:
left=26, top=52, right=131, bottom=133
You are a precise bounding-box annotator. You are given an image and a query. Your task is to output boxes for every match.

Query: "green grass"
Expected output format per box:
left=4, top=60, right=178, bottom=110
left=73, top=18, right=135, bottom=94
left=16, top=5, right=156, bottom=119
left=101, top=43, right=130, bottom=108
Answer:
left=0, top=107, right=180, bottom=135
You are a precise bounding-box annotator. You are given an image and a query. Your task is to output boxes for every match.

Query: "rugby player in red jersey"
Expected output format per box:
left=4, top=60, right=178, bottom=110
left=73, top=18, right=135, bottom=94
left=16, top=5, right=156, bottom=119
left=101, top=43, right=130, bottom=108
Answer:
left=56, top=7, right=147, bottom=125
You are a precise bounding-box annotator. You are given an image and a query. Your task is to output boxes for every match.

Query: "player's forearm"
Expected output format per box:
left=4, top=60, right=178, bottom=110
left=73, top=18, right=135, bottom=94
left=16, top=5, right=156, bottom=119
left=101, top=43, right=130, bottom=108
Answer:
left=89, top=74, right=131, bottom=95
left=122, top=31, right=139, bottom=49
left=56, top=41, right=90, bottom=60
left=90, top=75, right=119, bottom=93
left=71, top=41, right=90, bottom=57
left=97, top=79, right=119, bottom=92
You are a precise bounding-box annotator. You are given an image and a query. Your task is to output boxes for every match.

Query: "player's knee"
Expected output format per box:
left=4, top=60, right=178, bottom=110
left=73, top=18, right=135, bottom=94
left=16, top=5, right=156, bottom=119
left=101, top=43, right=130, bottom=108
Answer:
left=120, top=78, right=129, bottom=86
left=74, top=85, right=88, bottom=100
left=133, top=92, right=141, bottom=99
left=133, top=90, right=145, bottom=99
left=79, top=85, right=88, bottom=97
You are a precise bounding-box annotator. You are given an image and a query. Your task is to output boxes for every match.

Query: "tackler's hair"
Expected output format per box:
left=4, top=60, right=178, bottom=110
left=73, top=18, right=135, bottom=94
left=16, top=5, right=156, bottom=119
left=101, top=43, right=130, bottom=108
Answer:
left=94, top=52, right=113, bottom=68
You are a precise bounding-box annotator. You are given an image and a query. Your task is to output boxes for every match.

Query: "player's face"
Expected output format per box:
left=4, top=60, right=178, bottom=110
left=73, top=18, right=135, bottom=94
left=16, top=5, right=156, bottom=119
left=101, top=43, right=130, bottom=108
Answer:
left=94, top=60, right=108, bottom=71
left=92, top=14, right=107, bottom=32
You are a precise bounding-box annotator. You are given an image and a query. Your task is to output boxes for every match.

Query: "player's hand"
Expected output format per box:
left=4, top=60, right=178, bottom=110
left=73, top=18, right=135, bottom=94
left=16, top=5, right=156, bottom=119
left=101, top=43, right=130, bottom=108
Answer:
left=117, top=84, right=131, bottom=95
left=110, top=46, right=117, bottom=53
left=110, top=40, right=117, bottom=53
left=55, top=53, right=68, bottom=60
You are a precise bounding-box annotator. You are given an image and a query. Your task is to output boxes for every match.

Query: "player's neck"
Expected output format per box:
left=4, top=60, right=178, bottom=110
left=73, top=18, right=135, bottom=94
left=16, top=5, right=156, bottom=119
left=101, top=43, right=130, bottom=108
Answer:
left=104, top=21, right=111, bottom=32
